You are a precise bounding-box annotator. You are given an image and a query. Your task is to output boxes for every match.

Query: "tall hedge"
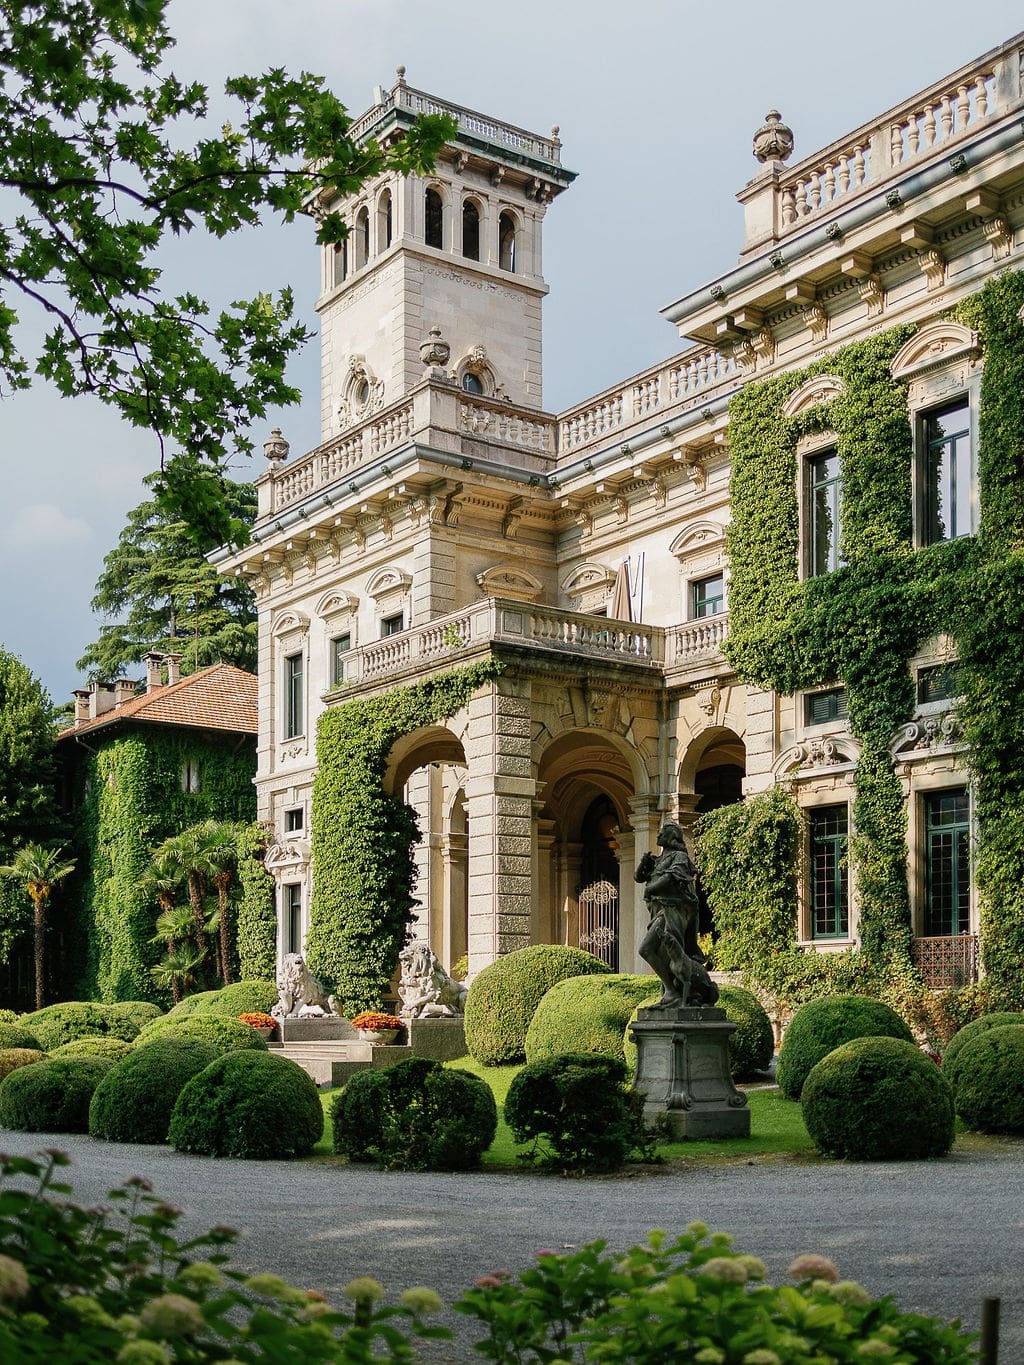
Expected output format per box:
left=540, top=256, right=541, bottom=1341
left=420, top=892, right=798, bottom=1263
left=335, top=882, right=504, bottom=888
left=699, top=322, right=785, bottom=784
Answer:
left=234, top=824, right=277, bottom=981
left=70, top=730, right=256, bottom=1003
left=307, top=660, right=502, bottom=1014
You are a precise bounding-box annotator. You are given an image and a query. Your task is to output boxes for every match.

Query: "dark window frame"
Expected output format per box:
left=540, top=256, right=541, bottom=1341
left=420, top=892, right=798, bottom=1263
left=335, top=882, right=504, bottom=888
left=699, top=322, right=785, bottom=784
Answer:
left=284, top=652, right=304, bottom=739
left=331, top=632, right=351, bottom=687
left=917, top=663, right=960, bottom=706
left=808, top=804, right=850, bottom=940
left=425, top=188, right=443, bottom=249
left=690, top=572, right=725, bottom=620
left=804, top=687, right=848, bottom=727
left=283, top=883, right=302, bottom=954
left=284, top=807, right=304, bottom=834
left=462, top=199, right=480, bottom=261
left=381, top=612, right=404, bottom=638
left=923, top=788, right=971, bottom=936
left=806, top=446, right=842, bottom=577
left=920, top=396, right=972, bottom=546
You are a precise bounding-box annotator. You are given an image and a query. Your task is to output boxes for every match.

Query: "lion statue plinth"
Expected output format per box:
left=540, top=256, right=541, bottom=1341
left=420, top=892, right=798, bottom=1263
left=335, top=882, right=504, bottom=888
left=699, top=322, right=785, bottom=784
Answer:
left=398, top=942, right=468, bottom=1019
left=272, top=952, right=338, bottom=1019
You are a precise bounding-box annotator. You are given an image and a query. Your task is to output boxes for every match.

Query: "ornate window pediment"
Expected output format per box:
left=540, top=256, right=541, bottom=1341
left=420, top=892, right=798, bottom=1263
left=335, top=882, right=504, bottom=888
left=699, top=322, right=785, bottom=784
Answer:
left=890, top=322, right=980, bottom=383
left=670, top=520, right=727, bottom=559
left=782, top=373, right=846, bottom=419
left=476, top=564, right=543, bottom=602
left=270, top=609, right=309, bottom=640
left=366, top=566, right=412, bottom=601
left=889, top=712, right=964, bottom=761
left=263, top=838, right=311, bottom=874
left=561, top=562, right=615, bottom=613
left=315, top=589, right=359, bottom=620
left=772, top=736, right=859, bottom=778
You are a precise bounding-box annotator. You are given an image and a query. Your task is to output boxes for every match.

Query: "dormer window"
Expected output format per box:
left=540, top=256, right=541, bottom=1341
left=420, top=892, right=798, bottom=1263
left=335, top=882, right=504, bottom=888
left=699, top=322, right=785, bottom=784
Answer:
left=498, top=212, right=516, bottom=272
left=425, top=188, right=443, bottom=249
left=462, top=199, right=480, bottom=261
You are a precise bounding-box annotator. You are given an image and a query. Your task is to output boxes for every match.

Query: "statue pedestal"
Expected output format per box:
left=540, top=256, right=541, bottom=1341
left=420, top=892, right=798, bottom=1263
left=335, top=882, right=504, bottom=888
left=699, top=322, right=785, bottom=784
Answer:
left=631, top=1005, right=750, bottom=1140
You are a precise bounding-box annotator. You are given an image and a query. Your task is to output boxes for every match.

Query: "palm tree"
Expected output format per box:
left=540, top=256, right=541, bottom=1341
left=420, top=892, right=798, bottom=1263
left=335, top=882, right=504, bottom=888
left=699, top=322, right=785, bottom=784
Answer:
left=151, top=829, right=212, bottom=977
left=148, top=902, right=197, bottom=1003
left=0, top=843, right=76, bottom=1009
left=194, top=821, right=240, bottom=985
left=149, top=943, right=207, bottom=1001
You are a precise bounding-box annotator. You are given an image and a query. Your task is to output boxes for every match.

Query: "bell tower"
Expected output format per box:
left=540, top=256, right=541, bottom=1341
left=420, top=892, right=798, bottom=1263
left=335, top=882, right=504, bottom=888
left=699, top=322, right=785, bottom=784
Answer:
left=314, top=69, right=575, bottom=441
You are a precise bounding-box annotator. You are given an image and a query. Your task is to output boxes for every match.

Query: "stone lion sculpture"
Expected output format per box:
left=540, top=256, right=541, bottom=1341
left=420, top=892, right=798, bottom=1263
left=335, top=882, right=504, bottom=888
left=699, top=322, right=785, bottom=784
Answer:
left=272, top=952, right=337, bottom=1019
left=398, top=942, right=468, bottom=1019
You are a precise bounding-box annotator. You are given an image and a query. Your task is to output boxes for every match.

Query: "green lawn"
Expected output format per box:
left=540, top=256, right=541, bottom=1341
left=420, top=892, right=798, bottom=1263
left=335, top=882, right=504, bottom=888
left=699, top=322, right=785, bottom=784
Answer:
left=313, top=1059, right=815, bottom=1166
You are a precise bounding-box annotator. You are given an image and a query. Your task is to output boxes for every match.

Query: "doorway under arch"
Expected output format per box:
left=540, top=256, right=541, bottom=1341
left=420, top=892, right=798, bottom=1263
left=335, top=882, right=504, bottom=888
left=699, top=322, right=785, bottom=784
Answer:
left=682, top=729, right=746, bottom=940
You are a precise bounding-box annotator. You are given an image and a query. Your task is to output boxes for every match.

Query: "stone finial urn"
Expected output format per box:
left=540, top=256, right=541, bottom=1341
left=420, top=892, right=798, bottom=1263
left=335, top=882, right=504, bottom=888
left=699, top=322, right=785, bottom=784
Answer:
left=263, top=427, right=290, bottom=463
left=420, top=326, right=451, bottom=369
left=752, top=110, right=794, bottom=164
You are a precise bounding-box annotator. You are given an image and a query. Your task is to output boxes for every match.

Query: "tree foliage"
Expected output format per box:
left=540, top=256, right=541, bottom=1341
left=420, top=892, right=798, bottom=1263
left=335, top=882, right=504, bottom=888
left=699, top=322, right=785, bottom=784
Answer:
left=0, top=0, right=454, bottom=543
left=77, top=481, right=258, bottom=678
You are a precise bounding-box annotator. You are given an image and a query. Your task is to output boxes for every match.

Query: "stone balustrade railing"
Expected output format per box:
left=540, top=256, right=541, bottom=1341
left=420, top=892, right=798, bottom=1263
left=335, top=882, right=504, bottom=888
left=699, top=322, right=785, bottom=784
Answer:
left=332, top=602, right=733, bottom=692
left=349, top=83, right=562, bottom=164
left=774, top=38, right=1020, bottom=235
left=558, top=346, right=738, bottom=455
left=666, top=613, right=729, bottom=666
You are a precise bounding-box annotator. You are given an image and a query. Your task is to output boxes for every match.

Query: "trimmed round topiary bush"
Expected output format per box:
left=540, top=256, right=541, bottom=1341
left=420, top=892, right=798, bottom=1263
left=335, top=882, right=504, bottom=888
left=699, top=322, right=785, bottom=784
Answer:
left=90, top=1037, right=220, bottom=1144
left=623, top=984, right=774, bottom=1080
left=331, top=1058, right=497, bottom=1171
left=505, top=1052, right=648, bottom=1173
left=50, top=1036, right=134, bottom=1062
left=464, top=945, right=612, bottom=1066
left=0, top=1057, right=114, bottom=1133
left=207, top=980, right=279, bottom=1017
left=0, top=1009, right=18, bottom=1025
left=0, top=1022, right=42, bottom=1052
left=776, top=995, right=913, bottom=1100
left=941, top=1011, right=1024, bottom=1095
left=951, top=1025, right=1024, bottom=1134
left=20, top=1002, right=142, bottom=1051
left=107, top=1001, right=163, bottom=1029
left=165, top=990, right=221, bottom=1019
left=0, top=1048, right=46, bottom=1082
left=801, top=1035, right=954, bottom=1160
left=135, top=1014, right=269, bottom=1054
left=169, top=1051, right=323, bottom=1158
left=525, top=974, right=659, bottom=1064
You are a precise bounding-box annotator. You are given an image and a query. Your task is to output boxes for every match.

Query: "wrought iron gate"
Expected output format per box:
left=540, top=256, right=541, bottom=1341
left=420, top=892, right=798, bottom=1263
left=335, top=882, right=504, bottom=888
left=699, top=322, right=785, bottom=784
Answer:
left=578, top=879, right=619, bottom=970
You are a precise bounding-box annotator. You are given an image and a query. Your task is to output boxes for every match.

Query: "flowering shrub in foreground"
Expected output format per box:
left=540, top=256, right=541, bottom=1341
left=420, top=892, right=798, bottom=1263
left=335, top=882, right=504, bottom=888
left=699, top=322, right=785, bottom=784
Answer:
left=0, top=1150, right=447, bottom=1362
left=454, top=1228, right=977, bottom=1364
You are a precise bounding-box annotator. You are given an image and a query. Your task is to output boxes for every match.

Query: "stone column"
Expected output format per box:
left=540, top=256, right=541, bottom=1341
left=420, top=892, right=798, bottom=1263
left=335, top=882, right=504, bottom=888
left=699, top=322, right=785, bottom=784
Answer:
left=464, top=679, right=535, bottom=971
left=442, top=830, right=469, bottom=968
left=557, top=841, right=583, bottom=949
left=534, top=810, right=557, bottom=945
left=615, top=826, right=638, bottom=971
left=744, top=684, right=777, bottom=795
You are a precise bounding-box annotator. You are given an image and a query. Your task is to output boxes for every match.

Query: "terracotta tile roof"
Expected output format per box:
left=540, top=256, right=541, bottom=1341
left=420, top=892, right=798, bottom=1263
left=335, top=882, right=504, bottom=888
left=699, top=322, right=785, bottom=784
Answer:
left=58, top=663, right=258, bottom=740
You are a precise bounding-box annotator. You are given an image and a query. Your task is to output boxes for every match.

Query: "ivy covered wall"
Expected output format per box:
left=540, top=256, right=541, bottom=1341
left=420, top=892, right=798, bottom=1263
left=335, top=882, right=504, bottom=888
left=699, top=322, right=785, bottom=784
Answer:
left=697, top=270, right=1024, bottom=1010
left=308, top=659, right=503, bottom=1015
left=68, top=726, right=257, bottom=1002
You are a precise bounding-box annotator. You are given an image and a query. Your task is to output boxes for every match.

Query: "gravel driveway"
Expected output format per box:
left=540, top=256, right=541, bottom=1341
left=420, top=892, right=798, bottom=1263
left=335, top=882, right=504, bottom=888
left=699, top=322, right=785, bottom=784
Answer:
left=1, top=1132, right=1018, bottom=1360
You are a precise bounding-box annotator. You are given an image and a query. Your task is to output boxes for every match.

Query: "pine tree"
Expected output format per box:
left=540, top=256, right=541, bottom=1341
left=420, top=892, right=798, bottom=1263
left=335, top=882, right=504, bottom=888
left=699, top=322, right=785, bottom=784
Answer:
left=77, top=481, right=258, bottom=679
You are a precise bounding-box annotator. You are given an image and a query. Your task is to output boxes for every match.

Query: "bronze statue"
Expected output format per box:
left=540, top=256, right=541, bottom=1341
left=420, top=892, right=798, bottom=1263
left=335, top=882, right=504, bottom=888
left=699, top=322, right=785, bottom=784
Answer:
left=635, top=822, right=718, bottom=1008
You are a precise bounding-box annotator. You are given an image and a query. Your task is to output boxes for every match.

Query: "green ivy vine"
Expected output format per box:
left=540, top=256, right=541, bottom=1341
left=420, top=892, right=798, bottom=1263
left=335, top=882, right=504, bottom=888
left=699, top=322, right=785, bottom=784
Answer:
left=699, top=270, right=1024, bottom=1011
left=307, top=659, right=504, bottom=1014
left=71, top=730, right=258, bottom=1002
left=234, top=822, right=277, bottom=982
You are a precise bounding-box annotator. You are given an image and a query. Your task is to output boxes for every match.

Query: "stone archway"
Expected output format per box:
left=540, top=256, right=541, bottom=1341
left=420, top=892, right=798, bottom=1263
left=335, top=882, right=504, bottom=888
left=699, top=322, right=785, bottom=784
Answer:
left=536, top=728, right=647, bottom=972
left=382, top=723, right=467, bottom=971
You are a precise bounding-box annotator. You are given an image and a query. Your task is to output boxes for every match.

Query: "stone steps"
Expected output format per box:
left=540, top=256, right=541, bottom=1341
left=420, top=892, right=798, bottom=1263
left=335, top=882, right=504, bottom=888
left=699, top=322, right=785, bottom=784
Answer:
left=269, top=1016, right=467, bottom=1088
left=270, top=1039, right=413, bottom=1088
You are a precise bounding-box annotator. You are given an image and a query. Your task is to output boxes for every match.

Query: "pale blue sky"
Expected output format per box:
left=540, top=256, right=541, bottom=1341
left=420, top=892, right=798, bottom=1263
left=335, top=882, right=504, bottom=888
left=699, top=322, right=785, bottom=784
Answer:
left=3, top=1, right=1021, bottom=703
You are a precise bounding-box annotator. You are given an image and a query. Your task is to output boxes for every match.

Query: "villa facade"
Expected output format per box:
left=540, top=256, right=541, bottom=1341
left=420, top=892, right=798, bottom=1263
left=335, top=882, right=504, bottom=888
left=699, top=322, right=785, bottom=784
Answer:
left=215, top=35, right=1024, bottom=992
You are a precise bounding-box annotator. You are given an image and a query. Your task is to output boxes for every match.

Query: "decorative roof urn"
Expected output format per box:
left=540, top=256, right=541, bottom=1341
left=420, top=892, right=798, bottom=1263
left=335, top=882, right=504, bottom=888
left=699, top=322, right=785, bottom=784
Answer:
left=752, top=110, right=794, bottom=164
left=420, top=326, right=451, bottom=380
left=263, top=427, right=290, bottom=464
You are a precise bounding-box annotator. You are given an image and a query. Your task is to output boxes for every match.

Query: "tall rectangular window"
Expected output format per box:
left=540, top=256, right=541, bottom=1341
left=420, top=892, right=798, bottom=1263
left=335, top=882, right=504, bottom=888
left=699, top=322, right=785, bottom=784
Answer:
left=331, top=633, right=351, bottom=687
left=924, top=789, right=971, bottom=935
left=284, top=653, right=303, bottom=738
left=807, top=449, right=842, bottom=576
left=922, top=398, right=971, bottom=544
left=691, top=573, right=725, bottom=619
left=284, top=884, right=302, bottom=954
left=809, top=805, right=849, bottom=939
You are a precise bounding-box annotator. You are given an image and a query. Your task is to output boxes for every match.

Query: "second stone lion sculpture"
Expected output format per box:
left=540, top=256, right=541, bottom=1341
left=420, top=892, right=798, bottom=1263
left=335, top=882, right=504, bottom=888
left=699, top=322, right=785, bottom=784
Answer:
left=398, top=942, right=468, bottom=1019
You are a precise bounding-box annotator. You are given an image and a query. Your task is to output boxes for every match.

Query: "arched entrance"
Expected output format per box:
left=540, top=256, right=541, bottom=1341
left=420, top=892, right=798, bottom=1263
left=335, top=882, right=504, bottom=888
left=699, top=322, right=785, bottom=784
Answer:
left=536, top=729, right=645, bottom=971
left=383, top=724, right=468, bottom=971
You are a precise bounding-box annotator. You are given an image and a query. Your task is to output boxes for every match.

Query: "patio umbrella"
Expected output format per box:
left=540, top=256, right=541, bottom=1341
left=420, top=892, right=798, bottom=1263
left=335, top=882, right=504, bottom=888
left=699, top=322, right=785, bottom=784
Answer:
left=610, top=561, right=633, bottom=621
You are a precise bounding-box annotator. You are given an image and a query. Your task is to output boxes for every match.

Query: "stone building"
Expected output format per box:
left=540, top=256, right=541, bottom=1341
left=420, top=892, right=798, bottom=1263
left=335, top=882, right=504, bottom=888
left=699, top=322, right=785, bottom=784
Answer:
left=215, top=34, right=1024, bottom=992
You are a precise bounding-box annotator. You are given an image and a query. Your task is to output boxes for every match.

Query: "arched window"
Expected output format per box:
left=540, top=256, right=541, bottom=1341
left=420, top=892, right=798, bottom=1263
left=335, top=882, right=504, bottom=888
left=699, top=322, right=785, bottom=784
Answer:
left=462, top=199, right=480, bottom=261
left=462, top=372, right=484, bottom=395
left=377, top=189, right=392, bottom=251
left=425, top=188, right=443, bottom=249
left=355, top=207, right=369, bottom=270
left=498, top=212, right=516, bottom=272
left=332, top=238, right=347, bottom=288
